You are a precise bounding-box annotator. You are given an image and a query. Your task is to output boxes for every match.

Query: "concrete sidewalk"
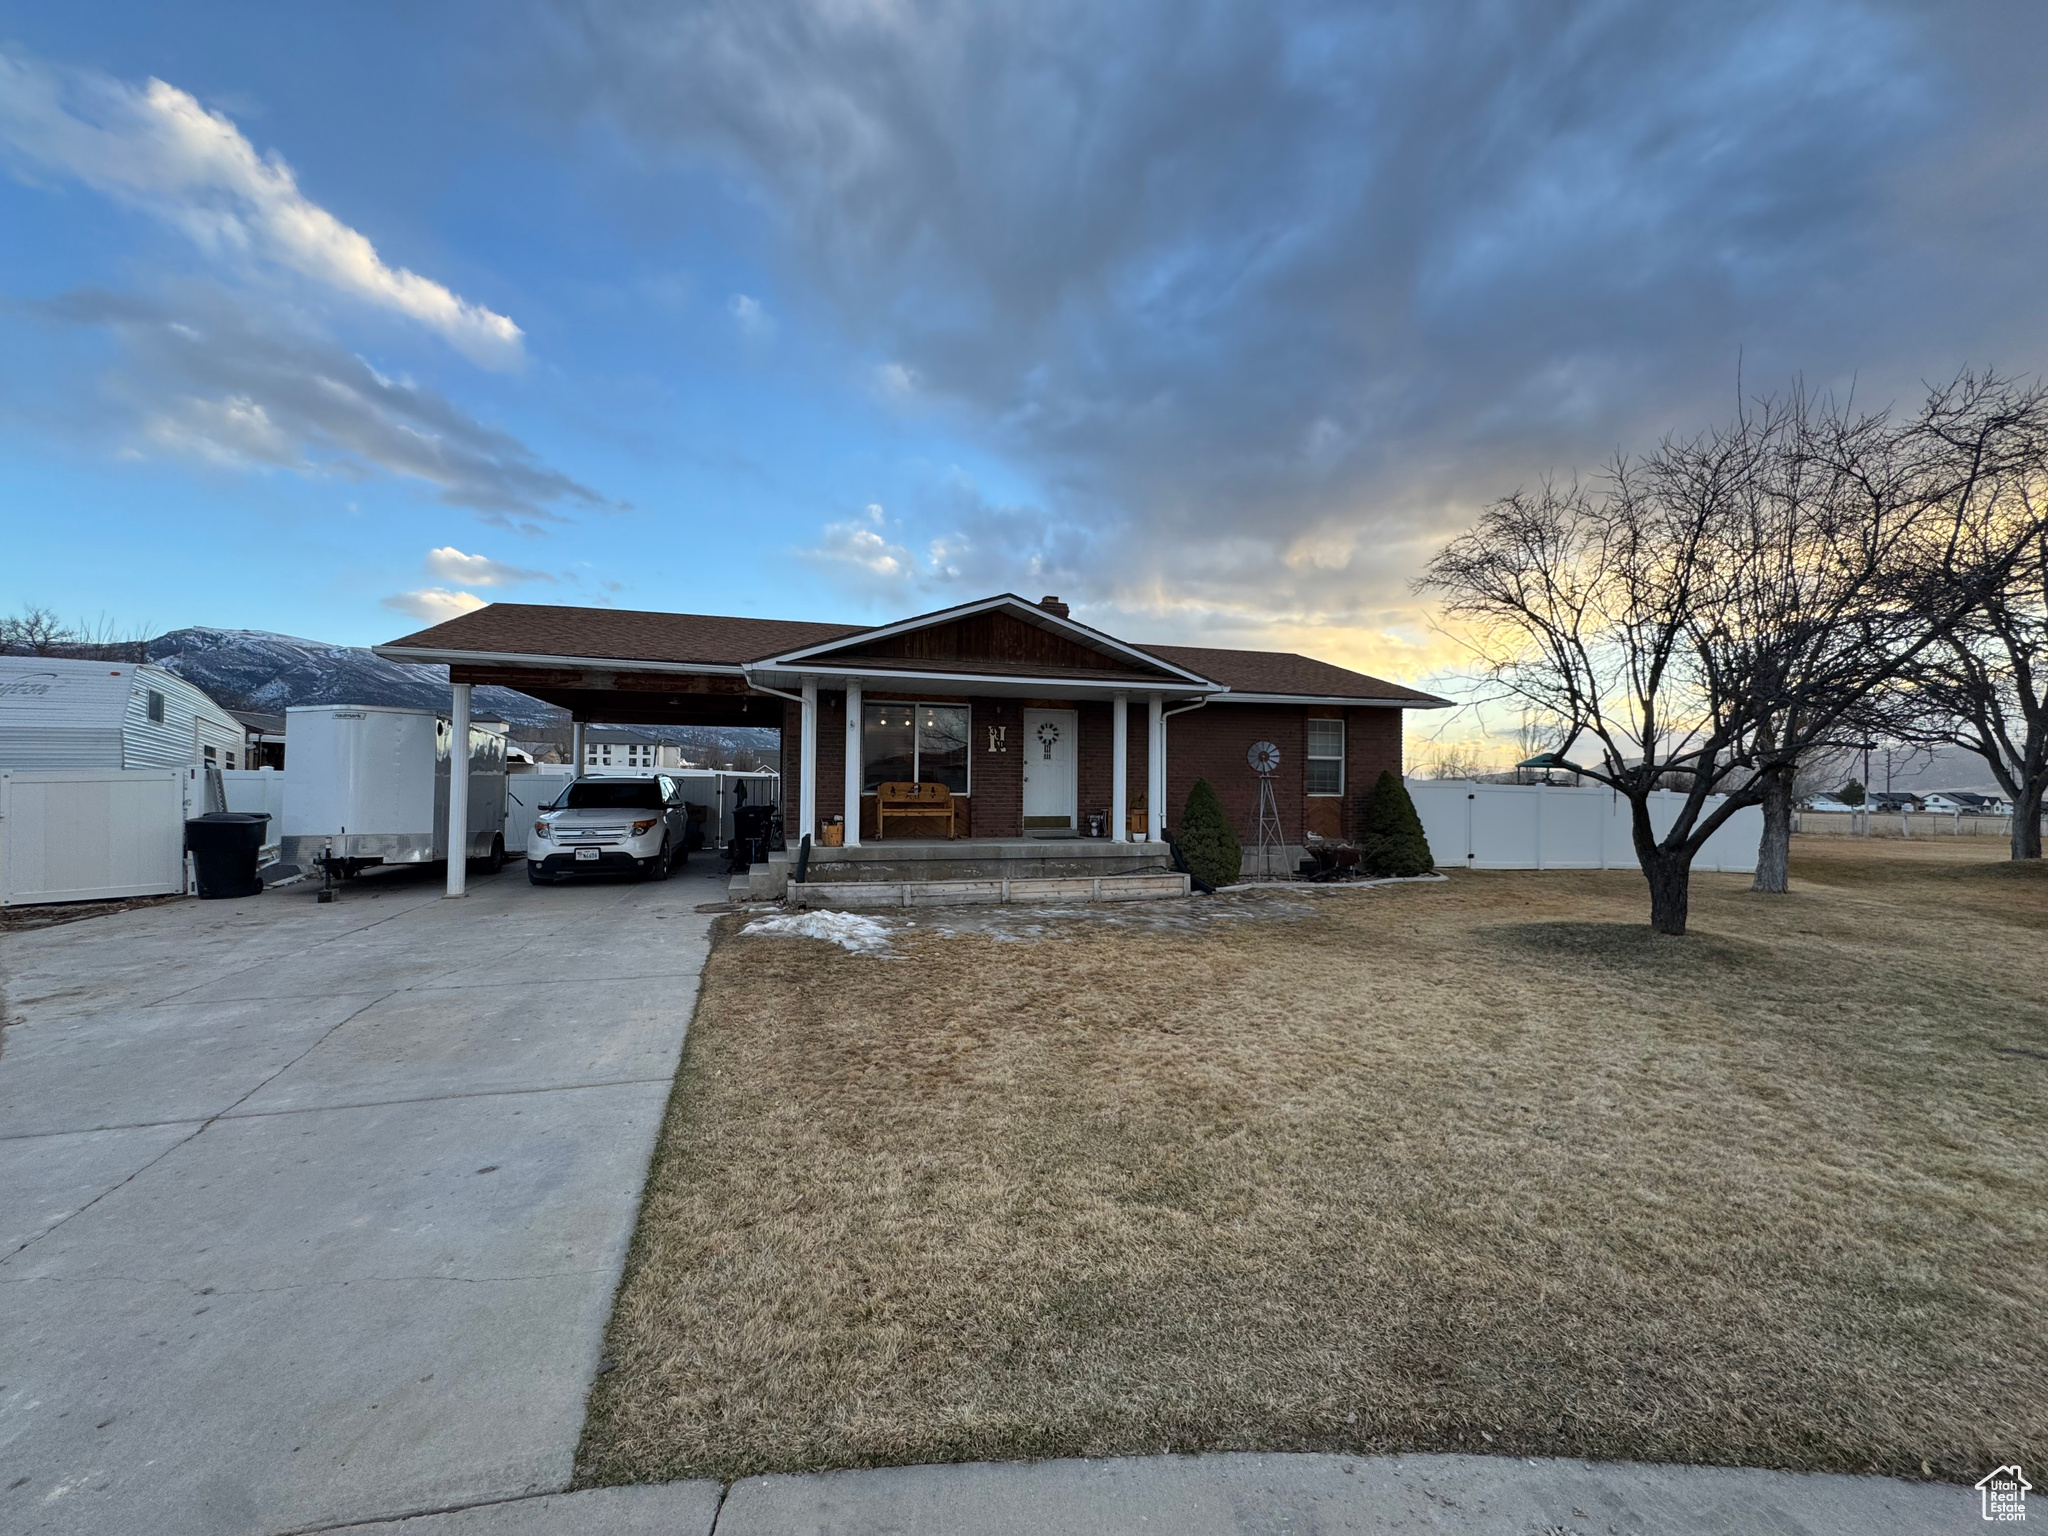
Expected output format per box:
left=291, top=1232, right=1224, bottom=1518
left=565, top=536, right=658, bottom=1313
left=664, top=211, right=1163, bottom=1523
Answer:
left=0, top=858, right=725, bottom=1536
left=334, top=1451, right=1979, bottom=1534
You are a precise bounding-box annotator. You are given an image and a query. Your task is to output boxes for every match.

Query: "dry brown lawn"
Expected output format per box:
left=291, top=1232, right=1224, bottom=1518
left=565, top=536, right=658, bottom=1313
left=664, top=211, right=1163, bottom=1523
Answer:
left=578, top=837, right=2047, bottom=1487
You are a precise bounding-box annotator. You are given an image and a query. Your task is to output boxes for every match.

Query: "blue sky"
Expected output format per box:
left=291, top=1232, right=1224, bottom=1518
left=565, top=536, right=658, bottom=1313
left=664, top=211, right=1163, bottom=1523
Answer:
left=5, top=1, right=2048, bottom=692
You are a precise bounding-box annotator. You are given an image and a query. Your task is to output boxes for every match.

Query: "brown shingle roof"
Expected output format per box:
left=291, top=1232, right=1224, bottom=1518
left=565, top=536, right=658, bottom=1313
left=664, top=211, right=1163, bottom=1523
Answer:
left=1137, top=643, right=1446, bottom=703
left=380, top=601, right=1445, bottom=703
left=381, top=603, right=869, bottom=668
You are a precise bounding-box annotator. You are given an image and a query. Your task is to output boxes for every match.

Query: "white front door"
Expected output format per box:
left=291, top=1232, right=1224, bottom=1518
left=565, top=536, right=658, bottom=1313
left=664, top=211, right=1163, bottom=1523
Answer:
left=1021, top=708, right=1077, bottom=828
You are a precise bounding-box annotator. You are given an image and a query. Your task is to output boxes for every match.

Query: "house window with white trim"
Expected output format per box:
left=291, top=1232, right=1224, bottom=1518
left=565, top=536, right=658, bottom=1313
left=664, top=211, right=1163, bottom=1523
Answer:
left=862, top=703, right=970, bottom=793
left=1306, top=718, right=1344, bottom=795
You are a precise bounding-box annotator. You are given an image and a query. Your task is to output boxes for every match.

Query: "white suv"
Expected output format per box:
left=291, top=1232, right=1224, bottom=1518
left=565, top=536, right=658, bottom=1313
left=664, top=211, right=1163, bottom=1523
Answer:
left=528, top=775, right=688, bottom=884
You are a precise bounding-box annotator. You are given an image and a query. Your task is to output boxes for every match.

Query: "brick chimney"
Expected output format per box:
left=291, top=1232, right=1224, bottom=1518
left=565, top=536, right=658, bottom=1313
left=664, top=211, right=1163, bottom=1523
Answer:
left=1039, top=595, right=1070, bottom=618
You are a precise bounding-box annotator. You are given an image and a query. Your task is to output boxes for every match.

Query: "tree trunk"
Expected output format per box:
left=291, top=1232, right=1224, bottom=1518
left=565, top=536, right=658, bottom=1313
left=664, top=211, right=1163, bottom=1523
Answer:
left=1644, top=849, right=1693, bottom=935
left=2016, top=779, right=2045, bottom=861
left=1751, top=768, right=1793, bottom=894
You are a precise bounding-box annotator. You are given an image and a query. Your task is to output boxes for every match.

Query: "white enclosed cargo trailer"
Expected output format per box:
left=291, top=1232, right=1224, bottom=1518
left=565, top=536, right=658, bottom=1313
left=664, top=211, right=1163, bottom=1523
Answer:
left=280, top=705, right=508, bottom=875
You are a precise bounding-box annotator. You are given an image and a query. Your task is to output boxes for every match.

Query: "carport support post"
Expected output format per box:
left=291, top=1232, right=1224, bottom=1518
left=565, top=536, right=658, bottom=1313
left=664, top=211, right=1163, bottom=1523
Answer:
left=1112, top=692, right=1129, bottom=843
left=843, top=681, right=862, bottom=847
left=571, top=720, right=584, bottom=776
left=446, top=682, right=471, bottom=899
left=1147, top=695, right=1165, bottom=842
left=799, top=676, right=818, bottom=845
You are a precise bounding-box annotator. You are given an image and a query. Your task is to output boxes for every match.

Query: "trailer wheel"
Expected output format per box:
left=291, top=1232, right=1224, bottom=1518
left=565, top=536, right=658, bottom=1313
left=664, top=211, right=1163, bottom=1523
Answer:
left=478, top=834, right=505, bottom=874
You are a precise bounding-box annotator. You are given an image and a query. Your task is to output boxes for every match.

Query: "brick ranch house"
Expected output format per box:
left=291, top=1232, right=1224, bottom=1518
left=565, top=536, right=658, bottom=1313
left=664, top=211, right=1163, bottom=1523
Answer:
left=377, top=592, right=1447, bottom=861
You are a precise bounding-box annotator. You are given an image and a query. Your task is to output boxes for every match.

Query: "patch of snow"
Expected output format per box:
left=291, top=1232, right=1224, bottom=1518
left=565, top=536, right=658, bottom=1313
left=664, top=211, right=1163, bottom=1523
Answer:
left=745, top=910, right=895, bottom=954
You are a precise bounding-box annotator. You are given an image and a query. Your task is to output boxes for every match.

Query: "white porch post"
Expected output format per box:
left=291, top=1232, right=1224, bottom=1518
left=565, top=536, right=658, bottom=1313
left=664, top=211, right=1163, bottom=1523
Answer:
left=1111, top=692, right=1129, bottom=843
left=446, top=682, right=471, bottom=898
left=844, top=682, right=863, bottom=847
left=1148, top=696, right=1165, bottom=842
left=571, top=719, right=584, bottom=776
left=799, top=676, right=818, bottom=844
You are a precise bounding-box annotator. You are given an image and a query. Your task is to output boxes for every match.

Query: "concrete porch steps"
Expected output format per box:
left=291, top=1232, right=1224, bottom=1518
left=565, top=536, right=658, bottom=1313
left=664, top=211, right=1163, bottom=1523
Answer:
left=791, top=872, right=1190, bottom=909
left=730, top=839, right=1182, bottom=903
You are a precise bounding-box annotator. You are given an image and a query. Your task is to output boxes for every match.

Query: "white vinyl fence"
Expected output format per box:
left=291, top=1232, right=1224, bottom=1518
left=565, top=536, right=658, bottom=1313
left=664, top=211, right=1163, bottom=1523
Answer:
left=1405, top=779, right=1762, bottom=874
left=0, top=768, right=187, bottom=907
left=505, top=771, right=576, bottom=856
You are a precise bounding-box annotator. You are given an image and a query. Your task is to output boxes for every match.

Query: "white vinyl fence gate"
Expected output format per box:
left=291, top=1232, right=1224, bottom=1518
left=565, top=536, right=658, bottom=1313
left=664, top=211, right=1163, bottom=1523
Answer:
left=1404, top=780, right=1762, bottom=874
left=0, top=768, right=187, bottom=907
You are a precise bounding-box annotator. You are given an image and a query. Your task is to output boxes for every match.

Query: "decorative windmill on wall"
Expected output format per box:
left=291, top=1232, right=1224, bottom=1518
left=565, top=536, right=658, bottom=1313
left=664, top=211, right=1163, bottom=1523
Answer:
left=1248, top=739, right=1286, bottom=878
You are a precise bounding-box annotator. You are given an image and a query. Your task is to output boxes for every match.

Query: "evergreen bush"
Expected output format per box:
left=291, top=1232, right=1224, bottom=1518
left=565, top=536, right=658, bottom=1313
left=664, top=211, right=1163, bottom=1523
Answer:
left=1175, top=778, right=1241, bottom=890
left=1355, top=770, right=1435, bottom=877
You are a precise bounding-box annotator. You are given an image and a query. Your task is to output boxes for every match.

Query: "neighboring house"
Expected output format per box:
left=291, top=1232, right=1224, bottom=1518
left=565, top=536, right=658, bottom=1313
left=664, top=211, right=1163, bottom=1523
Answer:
left=582, top=725, right=697, bottom=772
left=509, top=737, right=570, bottom=765
left=1866, top=791, right=1922, bottom=813
left=375, top=592, right=1452, bottom=848
left=1920, top=790, right=2009, bottom=815
left=1803, top=796, right=1858, bottom=813
left=0, top=655, right=245, bottom=770
left=229, top=708, right=288, bottom=769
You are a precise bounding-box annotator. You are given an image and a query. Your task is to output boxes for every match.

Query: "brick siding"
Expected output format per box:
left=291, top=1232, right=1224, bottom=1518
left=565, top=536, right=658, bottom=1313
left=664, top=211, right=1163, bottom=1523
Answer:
left=1165, top=704, right=1403, bottom=844
left=785, top=694, right=1404, bottom=847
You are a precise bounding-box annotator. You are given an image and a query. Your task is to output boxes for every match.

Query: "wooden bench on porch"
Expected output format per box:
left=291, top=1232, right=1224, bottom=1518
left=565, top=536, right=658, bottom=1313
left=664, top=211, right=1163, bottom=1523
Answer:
left=876, top=780, right=957, bottom=839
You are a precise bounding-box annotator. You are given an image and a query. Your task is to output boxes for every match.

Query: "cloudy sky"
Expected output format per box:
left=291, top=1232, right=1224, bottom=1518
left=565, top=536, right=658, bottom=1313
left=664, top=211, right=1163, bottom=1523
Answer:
left=4, top=1, right=2047, bottom=709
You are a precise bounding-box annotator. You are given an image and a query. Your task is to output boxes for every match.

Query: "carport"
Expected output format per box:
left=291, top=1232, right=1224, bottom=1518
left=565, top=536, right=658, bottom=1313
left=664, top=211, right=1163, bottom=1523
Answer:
left=375, top=607, right=843, bottom=897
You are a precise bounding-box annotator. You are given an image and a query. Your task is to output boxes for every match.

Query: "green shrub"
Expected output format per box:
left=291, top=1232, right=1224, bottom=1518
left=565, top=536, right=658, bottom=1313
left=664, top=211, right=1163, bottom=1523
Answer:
left=1355, top=770, right=1435, bottom=877
left=1175, top=778, right=1241, bottom=889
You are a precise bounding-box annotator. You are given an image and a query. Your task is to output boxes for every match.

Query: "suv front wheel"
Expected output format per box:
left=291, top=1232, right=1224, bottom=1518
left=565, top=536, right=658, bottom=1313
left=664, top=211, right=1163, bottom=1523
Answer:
left=643, top=836, right=672, bottom=882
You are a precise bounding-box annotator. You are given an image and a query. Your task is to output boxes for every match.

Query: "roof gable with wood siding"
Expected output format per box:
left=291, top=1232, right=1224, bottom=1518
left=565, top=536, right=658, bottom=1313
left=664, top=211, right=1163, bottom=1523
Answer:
left=786, top=608, right=1188, bottom=682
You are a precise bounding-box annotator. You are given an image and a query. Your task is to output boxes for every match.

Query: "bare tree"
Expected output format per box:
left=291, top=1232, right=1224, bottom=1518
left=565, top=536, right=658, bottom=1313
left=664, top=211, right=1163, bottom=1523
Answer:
left=0, top=605, right=80, bottom=655
left=1887, top=482, right=2048, bottom=858
left=68, top=614, right=153, bottom=663
left=0, top=605, right=154, bottom=660
left=1416, top=743, right=1493, bottom=780
left=1509, top=711, right=1557, bottom=768
left=1420, top=381, right=2008, bottom=933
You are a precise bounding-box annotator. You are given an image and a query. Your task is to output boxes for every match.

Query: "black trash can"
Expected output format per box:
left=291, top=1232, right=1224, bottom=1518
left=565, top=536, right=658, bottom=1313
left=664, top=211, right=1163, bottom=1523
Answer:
left=185, top=812, right=270, bottom=899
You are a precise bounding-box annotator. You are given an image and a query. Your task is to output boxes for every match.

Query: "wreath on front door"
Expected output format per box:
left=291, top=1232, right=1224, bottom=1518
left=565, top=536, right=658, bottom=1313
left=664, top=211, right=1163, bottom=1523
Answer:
left=1037, top=721, right=1061, bottom=759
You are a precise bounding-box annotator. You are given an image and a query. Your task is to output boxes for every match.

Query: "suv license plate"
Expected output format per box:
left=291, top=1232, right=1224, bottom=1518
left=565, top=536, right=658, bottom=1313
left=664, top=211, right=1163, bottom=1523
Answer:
left=574, top=847, right=600, bottom=861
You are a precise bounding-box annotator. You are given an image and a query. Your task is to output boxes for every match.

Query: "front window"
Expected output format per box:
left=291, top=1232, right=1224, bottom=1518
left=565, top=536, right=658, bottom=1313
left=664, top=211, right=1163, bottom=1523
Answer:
left=1306, top=718, right=1344, bottom=795
left=863, top=702, right=970, bottom=793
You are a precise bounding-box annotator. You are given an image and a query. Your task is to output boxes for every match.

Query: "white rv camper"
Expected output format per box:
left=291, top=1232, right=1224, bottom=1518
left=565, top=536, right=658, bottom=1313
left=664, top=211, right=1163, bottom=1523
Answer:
left=280, top=705, right=508, bottom=876
left=0, top=656, right=244, bottom=770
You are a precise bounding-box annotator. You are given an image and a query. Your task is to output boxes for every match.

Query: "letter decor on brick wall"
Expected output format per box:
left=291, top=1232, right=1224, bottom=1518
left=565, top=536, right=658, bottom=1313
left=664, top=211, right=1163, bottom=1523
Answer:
left=986, top=724, right=1008, bottom=752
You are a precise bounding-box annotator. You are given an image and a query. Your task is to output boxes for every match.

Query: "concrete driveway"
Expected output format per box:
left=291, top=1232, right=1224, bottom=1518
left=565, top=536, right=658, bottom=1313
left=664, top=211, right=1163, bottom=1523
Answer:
left=0, top=856, right=725, bottom=1536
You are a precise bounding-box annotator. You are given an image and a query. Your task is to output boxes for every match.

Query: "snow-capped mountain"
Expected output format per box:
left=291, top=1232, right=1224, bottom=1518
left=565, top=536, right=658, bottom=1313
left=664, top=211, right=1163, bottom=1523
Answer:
left=144, top=627, right=777, bottom=757
left=146, top=627, right=552, bottom=723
